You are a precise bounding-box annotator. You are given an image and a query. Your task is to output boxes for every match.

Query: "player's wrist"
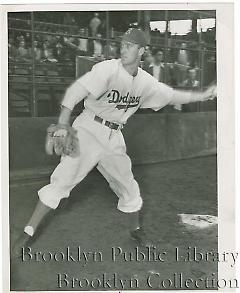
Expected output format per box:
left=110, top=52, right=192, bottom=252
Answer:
left=58, top=105, right=72, bottom=126
left=190, top=90, right=205, bottom=103
left=57, top=122, right=71, bottom=127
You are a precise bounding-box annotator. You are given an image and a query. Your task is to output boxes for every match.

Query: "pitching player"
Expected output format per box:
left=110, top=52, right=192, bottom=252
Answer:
left=12, top=28, right=216, bottom=256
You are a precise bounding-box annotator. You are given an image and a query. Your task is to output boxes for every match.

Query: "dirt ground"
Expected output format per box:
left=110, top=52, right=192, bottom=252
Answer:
left=10, top=156, right=217, bottom=291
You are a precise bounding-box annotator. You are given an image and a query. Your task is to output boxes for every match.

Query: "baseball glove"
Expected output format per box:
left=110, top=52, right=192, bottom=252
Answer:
left=45, top=124, right=80, bottom=157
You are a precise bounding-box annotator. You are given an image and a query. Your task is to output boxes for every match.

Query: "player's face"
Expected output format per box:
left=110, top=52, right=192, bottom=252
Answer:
left=120, top=41, right=142, bottom=65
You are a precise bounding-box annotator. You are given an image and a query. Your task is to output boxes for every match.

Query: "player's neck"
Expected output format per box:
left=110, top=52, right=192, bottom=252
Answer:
left=123, top=63, right=139, bottom=77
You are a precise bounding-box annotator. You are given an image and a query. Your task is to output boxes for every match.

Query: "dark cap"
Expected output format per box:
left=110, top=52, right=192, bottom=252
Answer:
left=122, top=28, right=148, bottom=47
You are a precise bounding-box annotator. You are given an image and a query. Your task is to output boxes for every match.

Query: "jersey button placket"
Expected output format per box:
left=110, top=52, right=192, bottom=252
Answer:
left=124, top=76, right=134, bottom=113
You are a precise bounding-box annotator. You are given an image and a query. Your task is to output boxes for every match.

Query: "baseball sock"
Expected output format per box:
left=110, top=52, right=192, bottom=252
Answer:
left=24, top=200, right=52, bottom=236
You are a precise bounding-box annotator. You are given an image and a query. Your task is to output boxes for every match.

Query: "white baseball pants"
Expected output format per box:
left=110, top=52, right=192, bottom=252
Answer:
left=38, top=110, right=143, bottom=213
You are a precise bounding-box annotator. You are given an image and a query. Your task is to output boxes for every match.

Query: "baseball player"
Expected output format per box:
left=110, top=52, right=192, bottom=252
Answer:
left=12, top=28, right=216, bottom=256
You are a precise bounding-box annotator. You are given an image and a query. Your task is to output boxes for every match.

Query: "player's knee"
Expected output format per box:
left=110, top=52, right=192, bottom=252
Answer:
left=38, top=184, right=71, bottom=209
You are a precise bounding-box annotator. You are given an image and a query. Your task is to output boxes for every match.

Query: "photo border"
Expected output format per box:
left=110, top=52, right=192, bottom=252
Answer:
left=1, top=1, right=236, bottom=292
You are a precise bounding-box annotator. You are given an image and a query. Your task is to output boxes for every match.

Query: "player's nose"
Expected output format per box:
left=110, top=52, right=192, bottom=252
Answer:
left=120, top=44, right=128, bottom=54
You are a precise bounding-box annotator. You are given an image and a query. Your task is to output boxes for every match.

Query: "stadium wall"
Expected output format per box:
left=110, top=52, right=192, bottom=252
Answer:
left=9, top=112, right=216, bottom=179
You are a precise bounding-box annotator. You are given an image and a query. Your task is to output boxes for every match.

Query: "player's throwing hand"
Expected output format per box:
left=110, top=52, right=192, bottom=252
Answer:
left=203, top=83, right=217, bottom=101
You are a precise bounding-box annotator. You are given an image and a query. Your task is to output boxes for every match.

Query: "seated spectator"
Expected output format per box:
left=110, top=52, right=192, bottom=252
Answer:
left=143, top=49, right=173, bottom=85
left=25, top=32, right=32, bottom=47
left=41, top=41, right=58, bottom=63
left=53, top=41, right=65, bottom=62
left=28, top=40, right=42, bottom=62
left=145, top=45, right=152, bottom=56
left=142, top=51, right=154, bottom=69
left=63, top=34, right=84, bottom=60
left=181, top=68, right=200, bottom=88
left=16, top=35, right=25, bottom=44
left=16, top=40, right=31, bottom=62
left=104, top=40, right=118, bottom=59
left=46, top=48, right=58, bottom=63
left=8, top=37, right=17, bottom=61
left=45, top=34, right=54, bottom=45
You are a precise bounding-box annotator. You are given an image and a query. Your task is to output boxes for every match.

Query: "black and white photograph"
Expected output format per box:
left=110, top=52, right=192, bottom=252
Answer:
left=0, top=1, right=236, bottom=292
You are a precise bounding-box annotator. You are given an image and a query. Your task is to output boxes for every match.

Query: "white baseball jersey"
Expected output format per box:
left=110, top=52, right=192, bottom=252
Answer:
left=62, top=59, right=174, bottom=124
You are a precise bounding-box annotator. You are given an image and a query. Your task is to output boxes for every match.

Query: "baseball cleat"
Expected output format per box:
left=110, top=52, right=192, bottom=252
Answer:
left=11, top=232, right=32, bottom=259
left=130, top=227, right=153, bottom=247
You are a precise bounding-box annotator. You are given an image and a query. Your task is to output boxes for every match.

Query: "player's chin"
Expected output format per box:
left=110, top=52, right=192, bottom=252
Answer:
left=121, top=56, right=130, bottom=65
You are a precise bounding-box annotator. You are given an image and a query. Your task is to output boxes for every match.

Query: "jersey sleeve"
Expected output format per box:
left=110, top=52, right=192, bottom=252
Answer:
left=77, top=60, right=114, bottom=98
left=140, top=76, right=174, bottom=111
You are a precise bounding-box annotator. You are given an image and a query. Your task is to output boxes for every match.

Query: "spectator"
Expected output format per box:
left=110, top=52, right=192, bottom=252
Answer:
left=45, top=34, right=55, bottom=46
left=76, top=28, right=88, bottom=56
left=145, top=45, right=152, bottom=56
left=141, top=45, right=153, bottom=65
left=104, top=40, right=118, bottom=59
left=16, top=40, right=30, bottom=62
left=63, top=33, right=84, bottom=60
left=142, top=51, right=154, bottom=70
left=8, top=37, right=17, bottom=61
left=143, top=49, right=173, bottom=85
left=177, top=42, right=190, bottom=66
left=89, top=12, right=101, bottom=37
left=181, top=68, right=200, bottom=88
left=42, top=40, right=51, bottom=60
left=28, top=40, right=42, bottom=62
left=46, top=48, right=58, bottom=63
left=42, top=47, right=58, bottom=63
left=174, top=42, right=191, bottom=86
left=41, top=40, right=57, bottom=62
left=16, top=34, right=25, bottom=44
left=93, top=33, right=103, bottom=59
left=25, top=32, right=32, bottom=47
left=53, top=41, right=65, bottom=62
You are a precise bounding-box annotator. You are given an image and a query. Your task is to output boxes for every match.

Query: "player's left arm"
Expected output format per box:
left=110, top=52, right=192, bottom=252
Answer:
left=169, top=83, right=217, bottom=105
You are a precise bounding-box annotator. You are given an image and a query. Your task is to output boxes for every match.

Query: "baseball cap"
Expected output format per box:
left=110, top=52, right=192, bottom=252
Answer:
left=122, top=28, right=148, bottom=47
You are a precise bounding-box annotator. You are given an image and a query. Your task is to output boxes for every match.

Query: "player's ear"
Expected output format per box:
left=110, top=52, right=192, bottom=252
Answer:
left=138, top=47, right=145, bottom=57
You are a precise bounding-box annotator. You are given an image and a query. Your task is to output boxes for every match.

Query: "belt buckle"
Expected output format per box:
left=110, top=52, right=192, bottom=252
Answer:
left=108, top=122, right=116, bottom=129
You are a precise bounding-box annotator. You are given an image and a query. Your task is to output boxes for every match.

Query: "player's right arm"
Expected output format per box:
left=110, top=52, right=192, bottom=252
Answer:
left=58, top=82, right=90, bottom=125
left=58, top=59, right=115, bottom=125
left=141, top=73, right=216, bottom=111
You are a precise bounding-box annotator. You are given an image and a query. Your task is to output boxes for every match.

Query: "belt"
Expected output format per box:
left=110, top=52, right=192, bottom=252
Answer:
left=94, top=115, right=122, bottom=130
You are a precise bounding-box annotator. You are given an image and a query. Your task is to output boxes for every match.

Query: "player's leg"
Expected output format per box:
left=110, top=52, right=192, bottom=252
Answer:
left=24, top=200, right=51, bottom=237
left=97, top=147, right=152, bottom=246
left=12, top=126, right=103, bottom=257
left=97, top=161, right=141, bottom=227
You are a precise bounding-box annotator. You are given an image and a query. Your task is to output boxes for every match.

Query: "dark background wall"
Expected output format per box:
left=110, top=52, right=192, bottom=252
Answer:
left=9, top=112, right=216, bottom=173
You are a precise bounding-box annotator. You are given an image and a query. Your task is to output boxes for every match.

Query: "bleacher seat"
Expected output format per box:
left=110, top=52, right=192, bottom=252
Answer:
left=46, top=70, right=59, bottom=76
left=10, top=76, right=31, bottom=83
left=14, top=67, right=30, bottom=75
left=9, top=90, right=31, bottom=116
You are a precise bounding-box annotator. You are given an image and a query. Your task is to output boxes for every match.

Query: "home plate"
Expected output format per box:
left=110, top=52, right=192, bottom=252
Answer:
left=178, top=214, right=217, bottom=229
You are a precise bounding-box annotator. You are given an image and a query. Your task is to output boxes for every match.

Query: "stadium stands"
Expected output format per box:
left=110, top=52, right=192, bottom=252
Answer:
left=8, top=11, right=216, bottom=117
